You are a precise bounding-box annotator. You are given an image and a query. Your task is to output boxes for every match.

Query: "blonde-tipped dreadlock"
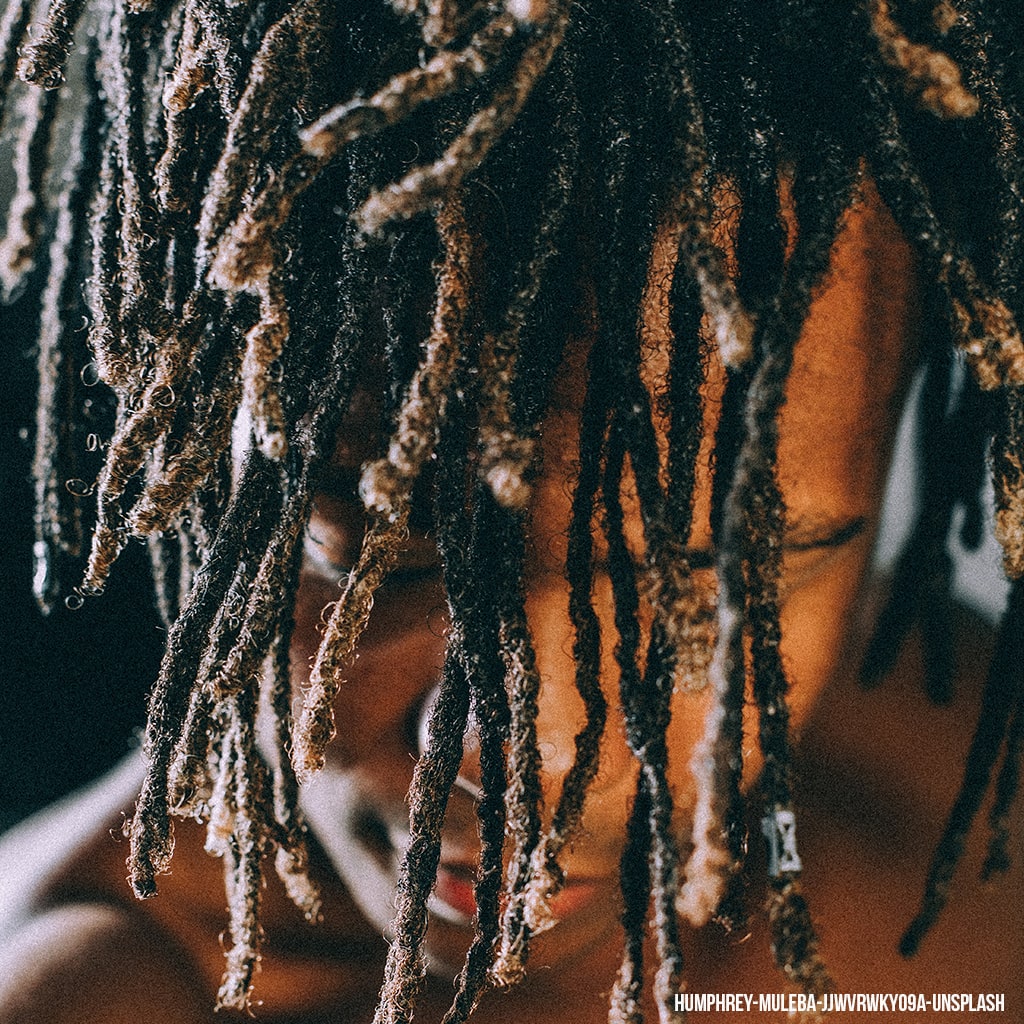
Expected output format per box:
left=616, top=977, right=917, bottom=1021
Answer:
left=5, top=0, right=1024, bottom=1019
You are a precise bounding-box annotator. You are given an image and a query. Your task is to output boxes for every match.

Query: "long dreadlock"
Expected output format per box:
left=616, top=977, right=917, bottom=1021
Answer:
left=5, top=0, right=1024, bottom=1019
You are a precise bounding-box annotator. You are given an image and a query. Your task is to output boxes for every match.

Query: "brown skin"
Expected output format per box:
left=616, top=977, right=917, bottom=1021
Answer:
left=1, top=183, right=1021, bottom=1023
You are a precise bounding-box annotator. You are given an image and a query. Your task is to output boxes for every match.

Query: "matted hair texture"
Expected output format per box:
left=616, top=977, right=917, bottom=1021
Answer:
left=3, top=0, right=1024, bottom=1020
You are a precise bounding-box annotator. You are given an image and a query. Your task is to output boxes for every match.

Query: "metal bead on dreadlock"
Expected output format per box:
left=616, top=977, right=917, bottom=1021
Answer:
left=761, top=807, right=803, bottom=878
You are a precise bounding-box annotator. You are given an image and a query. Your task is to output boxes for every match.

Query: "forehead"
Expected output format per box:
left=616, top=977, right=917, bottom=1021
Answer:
left=538, top=176, right=920, bottom=541
left=774, top=178, right=921, bottom=515
left=326, top=177, right=919, bottom=555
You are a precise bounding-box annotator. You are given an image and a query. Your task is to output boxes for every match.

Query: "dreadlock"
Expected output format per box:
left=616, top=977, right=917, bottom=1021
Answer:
left=5, top=0, right=1024, bottom=1018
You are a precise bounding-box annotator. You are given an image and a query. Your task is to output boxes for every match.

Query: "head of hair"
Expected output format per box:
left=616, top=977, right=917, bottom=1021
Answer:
left=3, top=0, right=1024, bottom=1019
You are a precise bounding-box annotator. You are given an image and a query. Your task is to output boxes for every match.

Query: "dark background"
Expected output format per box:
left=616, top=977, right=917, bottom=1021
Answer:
left=0, top=281, right=162, bottom=828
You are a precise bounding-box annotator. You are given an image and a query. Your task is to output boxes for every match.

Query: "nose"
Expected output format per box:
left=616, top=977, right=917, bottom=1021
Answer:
left=415, top=577, right=643, bottom=811
left=417, top=683, right=482, bottom=802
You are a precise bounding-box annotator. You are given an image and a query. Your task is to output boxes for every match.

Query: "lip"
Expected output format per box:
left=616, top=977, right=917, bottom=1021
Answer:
left=429, top=861, right=605, bottom=928
left=547, top=877, right=603, bottom=920
left=342, top=791, right=614, bottom=937
left=431, top=864, right=478, bottom=924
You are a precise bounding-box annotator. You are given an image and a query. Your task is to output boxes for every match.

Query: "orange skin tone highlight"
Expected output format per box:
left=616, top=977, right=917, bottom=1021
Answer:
left=1, top=182, right=1021, bottom=1023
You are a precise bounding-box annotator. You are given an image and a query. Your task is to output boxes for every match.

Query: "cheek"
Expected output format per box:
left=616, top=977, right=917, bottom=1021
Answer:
left=290, top=572, right=449, bottom=777
left=777, top=534, right=877, bottom=726
left=661, top=537, right=877, bottom=806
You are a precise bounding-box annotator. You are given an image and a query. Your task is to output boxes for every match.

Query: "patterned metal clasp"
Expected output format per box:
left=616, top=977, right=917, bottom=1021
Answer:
left=761, top=807, right=802, bottom=877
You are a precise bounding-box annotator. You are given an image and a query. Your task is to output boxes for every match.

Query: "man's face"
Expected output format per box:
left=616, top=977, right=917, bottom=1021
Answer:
left=290, top=180, right=921, bottom=973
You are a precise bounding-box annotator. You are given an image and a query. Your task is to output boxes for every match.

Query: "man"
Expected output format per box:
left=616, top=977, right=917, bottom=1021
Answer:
left=0, top=0, right=1021, bottom=1020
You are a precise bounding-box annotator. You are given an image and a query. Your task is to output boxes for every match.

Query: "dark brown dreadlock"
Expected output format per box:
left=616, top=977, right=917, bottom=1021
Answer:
left=5, top=0, right=1024, bottom=1019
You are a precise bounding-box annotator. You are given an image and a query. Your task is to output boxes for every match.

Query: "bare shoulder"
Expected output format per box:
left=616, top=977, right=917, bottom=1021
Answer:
left=0, top=754, right=390, bottom=1022
left=0, top=901, right=213, bottom=1024
left=0, top=752, right=143, bottom=934
left=0, top=754, right=215, bottom=1023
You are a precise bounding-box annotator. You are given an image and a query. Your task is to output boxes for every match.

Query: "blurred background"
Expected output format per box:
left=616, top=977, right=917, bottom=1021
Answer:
left=877, top=368, right=1010, bottom=623
left=0, top=283, right=163, bottom=830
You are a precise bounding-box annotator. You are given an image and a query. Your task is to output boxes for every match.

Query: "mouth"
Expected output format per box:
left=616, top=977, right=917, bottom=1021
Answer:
left=376, top=810, right=482, bottom=928
left=305, top=772, right=610, bottom=942
left=429, top=856, right=606, bottom=929
left=430, top=862, right=478, bottom=925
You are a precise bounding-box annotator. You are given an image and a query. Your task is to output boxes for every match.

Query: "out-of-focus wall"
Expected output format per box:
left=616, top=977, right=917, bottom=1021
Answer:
left=875, top=367, right=1010, bottom=624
